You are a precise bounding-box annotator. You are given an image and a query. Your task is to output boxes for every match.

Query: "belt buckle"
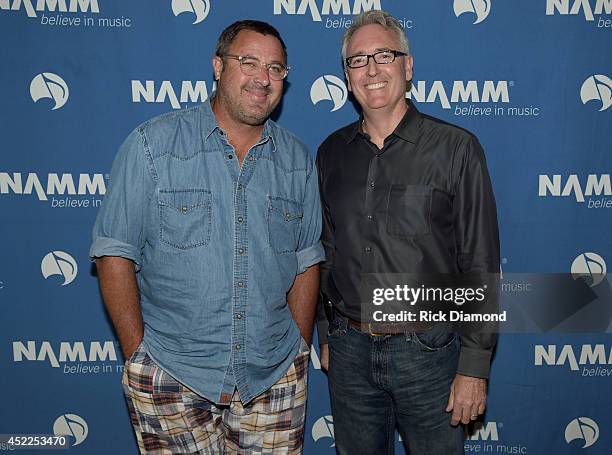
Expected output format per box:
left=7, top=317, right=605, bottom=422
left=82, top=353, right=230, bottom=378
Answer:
left=368, top=323, right=384, bottom=337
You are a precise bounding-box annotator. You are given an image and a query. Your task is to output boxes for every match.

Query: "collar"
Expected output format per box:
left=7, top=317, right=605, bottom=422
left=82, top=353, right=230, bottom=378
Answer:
left=200, top=97, right=218, bottom=140
left=201, top=95, right=277, bottom=152
left=261, top=121, right=277, bottom=152
left=347, top=100, right=422, bottom=144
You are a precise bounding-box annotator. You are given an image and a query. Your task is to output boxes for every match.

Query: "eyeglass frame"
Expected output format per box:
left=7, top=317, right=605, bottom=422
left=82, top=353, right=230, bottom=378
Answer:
left=221, top=54, right=290, bottom=80
left=345, top=49, right=408, bottom=69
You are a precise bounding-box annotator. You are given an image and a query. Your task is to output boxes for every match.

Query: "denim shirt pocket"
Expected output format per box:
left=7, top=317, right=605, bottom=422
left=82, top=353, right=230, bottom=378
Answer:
left=158, top=188, right=212, bottom=250
left=386, top=184, right=432, bottom=238
left=267, top=196, right=303, bottom=254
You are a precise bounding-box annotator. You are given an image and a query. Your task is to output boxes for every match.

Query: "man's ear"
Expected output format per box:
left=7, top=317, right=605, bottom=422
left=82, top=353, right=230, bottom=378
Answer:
left=404, top=55, right=414, bottom=83
left=212, top=56, right=224, bottom=81
left=345, top=69, right=352, bottom=92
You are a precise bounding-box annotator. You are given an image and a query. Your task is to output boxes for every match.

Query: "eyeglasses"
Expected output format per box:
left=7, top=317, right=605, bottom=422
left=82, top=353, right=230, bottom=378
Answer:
left=223, top=54, right=290, bottom=81
left=345, top=50, right=407, bottom=69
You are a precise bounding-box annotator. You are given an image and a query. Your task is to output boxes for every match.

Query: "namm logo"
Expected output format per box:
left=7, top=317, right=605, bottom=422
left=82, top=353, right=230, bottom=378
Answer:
left=312, top=415, right=335, bottom=447
left=453, top=0, right=491, bottom=24
left=580, top=75, right=612, bottom=111
left=310, top=75, right=348, bottom=112
left=131, top=80, right=216, bottom=110
left=30, top=73, right=69, bottom=110
left=538, top=174, right=611, bottom=208
left=464, top=421, right=530, bottom=453
left=571, top=252, right=607, bottom=288
left=171, top=0, right=210, bottom=24
left=546, top=0, right=612, bottom=21
left=565, top=417, right=599, bottom=448
left=0, top=0, right=99, bottom=17
left=13, top=340, right=118, bottom=368
left=408, top=80, right=510, bottom=109
left=53, top=414, right=89, bottom=446
left=467, top=421, right=500, bottom=441
left=535, top=344, right=612, bottom=374
left=41, top=251, right=78, bottom=286
left=273, top=0, right=381, bottom=21
left=0, top=172, right=106, bottom=201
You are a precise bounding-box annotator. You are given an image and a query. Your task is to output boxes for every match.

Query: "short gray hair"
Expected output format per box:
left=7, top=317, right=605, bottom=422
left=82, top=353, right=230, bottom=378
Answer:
left=341, top=10, right=410, bottom=63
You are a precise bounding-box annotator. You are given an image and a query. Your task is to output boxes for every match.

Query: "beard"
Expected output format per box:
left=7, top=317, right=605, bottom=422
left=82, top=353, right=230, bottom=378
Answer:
left=217, top=82, right=279, bottom=126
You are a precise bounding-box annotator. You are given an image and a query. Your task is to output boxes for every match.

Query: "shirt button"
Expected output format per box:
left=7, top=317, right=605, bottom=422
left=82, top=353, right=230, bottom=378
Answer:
left=367, top=215, right=373, bottom=220
left=235, top=313, right=242, bottom=320
left=369, top=182, right=375, bottom=188
left=228, top=154, right=233, bottom=159
left=237, top=281, right=244, bottom=287
left=238, top=248, right=245, bottom=254
left=181, top=205, right=188, bottom=214
left=237, top=216, right=244, bottom=223
left=364, top=246, right=372, bottom=253
left=235, top=344, right=241, bottom=351
left=248, top=156, right=254, bottom=161
left=238, top=184, right=244, bottom=190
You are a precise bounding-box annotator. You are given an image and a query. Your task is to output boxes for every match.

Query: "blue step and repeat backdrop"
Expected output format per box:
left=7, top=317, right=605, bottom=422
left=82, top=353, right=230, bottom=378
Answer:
left=1, top=0, right=611, bottom=453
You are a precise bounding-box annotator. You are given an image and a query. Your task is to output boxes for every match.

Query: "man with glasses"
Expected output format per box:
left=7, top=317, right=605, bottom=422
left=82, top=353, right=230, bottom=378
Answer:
left=91, top=20, right=323, bottom=454
left=316, top=10, right=500, bottom=454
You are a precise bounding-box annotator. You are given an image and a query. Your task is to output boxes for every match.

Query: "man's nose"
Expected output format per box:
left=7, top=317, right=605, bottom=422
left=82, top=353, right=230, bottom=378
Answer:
left=254, top=65, right=271, bottom=86
left=366, top=57, right=379, bottom=77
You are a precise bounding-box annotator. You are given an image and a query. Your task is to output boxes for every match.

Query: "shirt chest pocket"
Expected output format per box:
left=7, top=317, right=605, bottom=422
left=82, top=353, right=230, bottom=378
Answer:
left=386, top=184, right=432, bottom=237
left=158, top=189, right=212, bottom=250
left=267, top=196, right=303, bottom=254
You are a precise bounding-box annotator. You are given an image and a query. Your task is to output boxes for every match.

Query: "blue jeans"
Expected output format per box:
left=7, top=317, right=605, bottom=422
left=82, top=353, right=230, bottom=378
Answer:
left=327, top=317, right=464, bottom=455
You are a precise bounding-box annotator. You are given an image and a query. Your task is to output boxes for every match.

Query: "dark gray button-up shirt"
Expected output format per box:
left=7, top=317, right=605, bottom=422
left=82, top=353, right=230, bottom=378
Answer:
left=316, top=101, right=499, bottom=378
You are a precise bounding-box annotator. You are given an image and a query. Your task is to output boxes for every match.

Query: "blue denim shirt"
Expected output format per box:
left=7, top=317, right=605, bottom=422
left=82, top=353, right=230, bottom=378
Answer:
left=90, top=100, right=324, bottom=404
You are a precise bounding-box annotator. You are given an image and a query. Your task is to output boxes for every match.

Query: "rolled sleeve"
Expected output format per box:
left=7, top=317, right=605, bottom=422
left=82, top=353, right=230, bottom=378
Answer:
left=90, top=126, right=155, bottom=271
left=296, top=242, right=325, bottom=274
left=89, top=237, right=142, bottom=271
left=295, top=155, right=325, bottom=274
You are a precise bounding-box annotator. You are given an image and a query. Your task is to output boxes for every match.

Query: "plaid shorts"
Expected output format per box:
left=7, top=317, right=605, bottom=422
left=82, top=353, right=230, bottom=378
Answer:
left=122, top=340, right=309, bottom=454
